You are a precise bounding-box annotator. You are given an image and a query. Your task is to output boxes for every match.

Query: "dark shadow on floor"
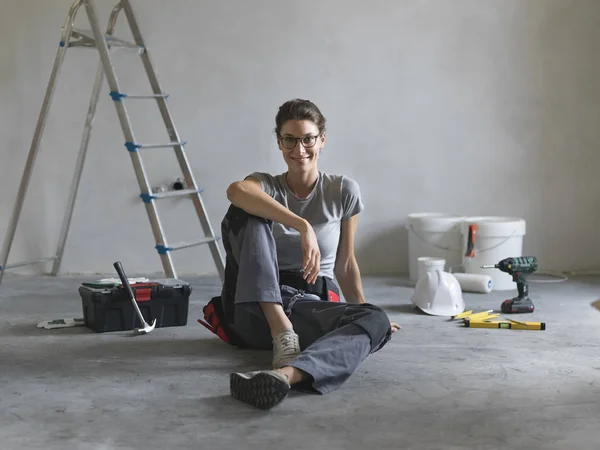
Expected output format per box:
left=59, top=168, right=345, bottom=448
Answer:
left=382, top=303, right=427, bottom=315
left=198, top=389, right=320, bottom=418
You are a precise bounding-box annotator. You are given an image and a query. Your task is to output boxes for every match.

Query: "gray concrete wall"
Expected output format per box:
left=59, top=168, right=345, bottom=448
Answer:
left=1, top=0, right=599, bottom=276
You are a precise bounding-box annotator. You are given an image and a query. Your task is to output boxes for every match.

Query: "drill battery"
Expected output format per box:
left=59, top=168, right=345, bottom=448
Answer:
left=501, top=298, right=535, bottom=314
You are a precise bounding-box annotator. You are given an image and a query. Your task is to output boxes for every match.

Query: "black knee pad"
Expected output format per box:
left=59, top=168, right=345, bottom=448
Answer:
left=340, top=303, right=392, bottom=352
left=223, top=205, right=271, bottom=236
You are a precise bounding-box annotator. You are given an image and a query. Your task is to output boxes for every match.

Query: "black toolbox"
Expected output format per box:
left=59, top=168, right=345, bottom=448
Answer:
left=79, top=278, right=192, bottom=333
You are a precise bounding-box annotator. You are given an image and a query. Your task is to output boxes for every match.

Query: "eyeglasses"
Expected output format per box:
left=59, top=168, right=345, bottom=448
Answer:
left=278, top=134, right=321, bottom=150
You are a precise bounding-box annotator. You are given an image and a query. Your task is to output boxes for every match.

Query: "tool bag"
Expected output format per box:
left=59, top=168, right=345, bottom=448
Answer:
left=278, top=270, right=341, bottom=303
left=197, top=295, right=245, bottom=347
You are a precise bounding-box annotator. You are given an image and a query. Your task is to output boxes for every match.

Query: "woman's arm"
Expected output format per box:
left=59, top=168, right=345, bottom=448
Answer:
left=334, top=214, right=365, bottom=304
left=334, top=214, right=401, bottom=332
left=227, top=177, right=321, bottom=284
left=227, top=178, right=308, bottom=232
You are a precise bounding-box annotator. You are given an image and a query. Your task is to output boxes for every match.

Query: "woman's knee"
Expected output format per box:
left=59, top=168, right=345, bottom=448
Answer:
left=342, top=303, right=392, bottom=351
left=223, top=205, right=271, bottom=236
left=221, top=205, right=277, bottom=268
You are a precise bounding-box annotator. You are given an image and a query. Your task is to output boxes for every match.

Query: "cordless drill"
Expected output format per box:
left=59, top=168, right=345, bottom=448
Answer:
left=481, top=256, right=538, bottom=314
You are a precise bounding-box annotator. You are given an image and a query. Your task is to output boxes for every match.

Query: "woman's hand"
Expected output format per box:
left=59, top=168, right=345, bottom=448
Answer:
left=299, top=222, right=321, bottom=285
left=391, top=322, right=401, bottom=333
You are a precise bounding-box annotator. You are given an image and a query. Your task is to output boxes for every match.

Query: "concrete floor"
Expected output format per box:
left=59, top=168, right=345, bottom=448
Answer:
left=1, top=273, right=600, bottom=450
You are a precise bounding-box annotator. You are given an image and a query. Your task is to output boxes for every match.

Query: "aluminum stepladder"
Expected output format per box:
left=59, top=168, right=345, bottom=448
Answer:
left=0, top=0, right=225, bottom=288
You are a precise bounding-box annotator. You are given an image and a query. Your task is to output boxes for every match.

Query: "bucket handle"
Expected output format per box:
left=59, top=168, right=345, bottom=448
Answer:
left=408, top=224, right=463, bottom=252
left=409, top=224, right=518, bottom=255
left=466, top=229, right=518, bottom=255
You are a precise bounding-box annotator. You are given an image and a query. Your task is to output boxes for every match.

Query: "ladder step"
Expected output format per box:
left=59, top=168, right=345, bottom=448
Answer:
left=1, top=257, right=57, bottom=271
left=64, top=29, right=144, bottom=53
left=110, top=91, right=169, bottom=101
left=140, top=188, right=202, bottom=203
left=125, top=141, right=186, bottom=152
left=156, top=238, right=219, bottom=254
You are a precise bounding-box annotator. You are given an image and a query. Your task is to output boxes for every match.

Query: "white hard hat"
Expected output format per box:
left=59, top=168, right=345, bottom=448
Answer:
left=411, top=270, right=465, bottom=316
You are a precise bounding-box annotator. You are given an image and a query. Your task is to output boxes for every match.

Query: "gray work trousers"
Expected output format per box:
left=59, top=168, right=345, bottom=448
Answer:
left=220, top=205, right=392, bottom=394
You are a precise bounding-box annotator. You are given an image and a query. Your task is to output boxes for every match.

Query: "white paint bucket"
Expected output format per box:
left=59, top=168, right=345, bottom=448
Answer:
left=406, top=213, right=464, bottom=282
left=461, top=216, right=526, bottom=291
left=417, top=257, right=446, bottom=281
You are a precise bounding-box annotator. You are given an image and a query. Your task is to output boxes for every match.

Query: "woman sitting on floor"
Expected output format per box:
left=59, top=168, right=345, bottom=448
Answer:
left=216, top=98, right=400, bottom=410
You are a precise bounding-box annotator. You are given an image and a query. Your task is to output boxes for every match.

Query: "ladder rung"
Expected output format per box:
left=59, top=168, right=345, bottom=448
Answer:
left=125, top=141, right=186, bottom=152
left=110, top=92, right=169, bottom=101
left=156, top=238, right=219, bottom=254
left=140, top=188, right=202, bottom=203
left=64, top=29, right=144, bottom=53
left=1, top=257, right=57, bottom=271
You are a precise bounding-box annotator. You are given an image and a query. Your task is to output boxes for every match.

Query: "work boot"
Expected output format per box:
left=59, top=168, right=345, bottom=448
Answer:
left=272, top=329, right=301, bottom=369
left=230, top=370, right=291, bottom=410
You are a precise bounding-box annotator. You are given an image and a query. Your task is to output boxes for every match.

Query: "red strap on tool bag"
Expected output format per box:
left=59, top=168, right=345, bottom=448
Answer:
left=197, top=296, right=241, bottom=346
left=328, top=290, right=340, bottom=302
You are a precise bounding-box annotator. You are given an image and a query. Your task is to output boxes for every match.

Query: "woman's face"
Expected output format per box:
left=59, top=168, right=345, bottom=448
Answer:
left=277, top=120, right=325, bottom=174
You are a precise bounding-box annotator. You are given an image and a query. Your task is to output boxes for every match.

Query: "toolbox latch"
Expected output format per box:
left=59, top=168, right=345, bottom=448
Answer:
left=134, top=286, right=152, bottom=302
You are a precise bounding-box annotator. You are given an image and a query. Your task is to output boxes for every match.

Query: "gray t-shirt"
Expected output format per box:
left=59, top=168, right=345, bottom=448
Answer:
left=246, top=171, right=364, bottom=279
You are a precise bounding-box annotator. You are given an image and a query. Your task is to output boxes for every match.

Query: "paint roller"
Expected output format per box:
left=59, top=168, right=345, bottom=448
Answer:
left=452, top=273, right=493, bottom=294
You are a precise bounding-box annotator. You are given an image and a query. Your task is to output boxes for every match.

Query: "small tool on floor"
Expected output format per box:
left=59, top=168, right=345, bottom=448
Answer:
left=454, top=310, right=545, bottom=331
left=37, top=317, right=85, bottom=330
left=481, top=256, right=538, bottom=314
left=113, top=261, right=156, bottom=335
left=451, top=310, right=500, bottom=322
left=451, top=310, right=494, bottom=320
left=464, top=318, right=546, bottom=331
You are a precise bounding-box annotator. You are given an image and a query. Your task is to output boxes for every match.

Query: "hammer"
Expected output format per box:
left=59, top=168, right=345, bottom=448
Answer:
left=113, top=261, right=156, bottom=335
